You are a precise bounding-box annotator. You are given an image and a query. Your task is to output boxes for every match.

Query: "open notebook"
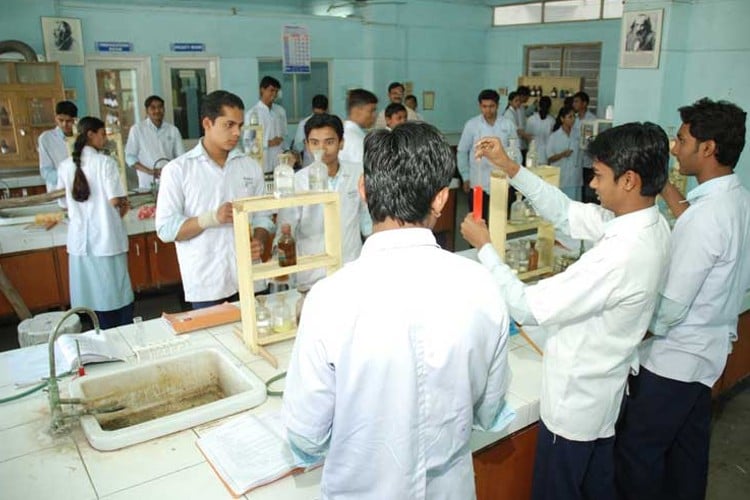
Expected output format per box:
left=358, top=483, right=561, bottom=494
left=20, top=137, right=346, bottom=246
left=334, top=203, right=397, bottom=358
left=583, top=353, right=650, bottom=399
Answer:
left=197, top=410, right=321, bottom=497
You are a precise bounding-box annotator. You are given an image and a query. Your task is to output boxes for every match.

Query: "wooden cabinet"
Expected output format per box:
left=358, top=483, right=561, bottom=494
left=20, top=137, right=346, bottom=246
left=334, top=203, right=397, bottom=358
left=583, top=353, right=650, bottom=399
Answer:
left=517, top=75, right=582, bottom=117
left=54, top=245, right=70, bottom=307
left=0, top=249, right=63, bottom=316
left=128, top=233, right=181, bottom=292
left=146, top=233, right=181, bottom=287
left=0, top=62, right=65, bottom=169
left=473, top=423, right=539, bottom=500
left=489, top=167, right=560, bottom=282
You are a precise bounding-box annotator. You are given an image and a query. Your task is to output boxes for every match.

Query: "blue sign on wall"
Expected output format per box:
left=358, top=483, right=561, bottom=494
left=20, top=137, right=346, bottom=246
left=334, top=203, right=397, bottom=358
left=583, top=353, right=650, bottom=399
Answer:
left=96, top=42, right=133, bottom=53
left=170, top=43, right=206, bottom=52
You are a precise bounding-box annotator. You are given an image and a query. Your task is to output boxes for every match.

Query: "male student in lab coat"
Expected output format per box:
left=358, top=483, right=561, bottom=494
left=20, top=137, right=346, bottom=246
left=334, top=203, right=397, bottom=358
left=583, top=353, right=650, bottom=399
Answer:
left=38, top=100, right=77, bottom=193
left=338, top=88, right=378, bottom=164
left=283, top=122, right=513, bottom=499
left=155, top=90, right=274, bottom=309
left=291, top=94, right=328, bottom=167
left=243, top=76, right=287, bottom=173
left=277, top=113, right=372, bottom=289
left=461, top=122, right=671, bottom=500
left=616, top=98, right=750, bottom=500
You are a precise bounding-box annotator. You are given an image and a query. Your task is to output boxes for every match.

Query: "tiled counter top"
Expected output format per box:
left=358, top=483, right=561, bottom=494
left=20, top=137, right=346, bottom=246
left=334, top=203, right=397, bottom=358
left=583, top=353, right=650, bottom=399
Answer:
left=0, top=210, right=156, bottom=255
left=0, top=316, right=543, bottom=499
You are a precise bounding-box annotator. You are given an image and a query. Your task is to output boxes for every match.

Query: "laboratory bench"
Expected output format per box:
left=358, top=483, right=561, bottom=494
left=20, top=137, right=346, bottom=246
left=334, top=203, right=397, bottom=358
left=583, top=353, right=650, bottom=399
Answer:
left=0, top=314, right=546, bottom=500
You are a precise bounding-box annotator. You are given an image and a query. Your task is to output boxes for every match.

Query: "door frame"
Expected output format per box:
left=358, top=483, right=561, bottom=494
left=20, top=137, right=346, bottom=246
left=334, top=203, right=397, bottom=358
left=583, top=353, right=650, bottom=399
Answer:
left=84, top=55, right=152, bottom=124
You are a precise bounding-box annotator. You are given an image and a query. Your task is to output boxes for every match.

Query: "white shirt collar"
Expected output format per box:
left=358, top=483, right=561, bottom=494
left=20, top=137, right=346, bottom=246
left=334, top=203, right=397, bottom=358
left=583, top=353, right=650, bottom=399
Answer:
left=361, top=227, right=438, bottom=255
left=686, top=174, right=740, bottom=203
left=603, top=205, right=661, bottom=238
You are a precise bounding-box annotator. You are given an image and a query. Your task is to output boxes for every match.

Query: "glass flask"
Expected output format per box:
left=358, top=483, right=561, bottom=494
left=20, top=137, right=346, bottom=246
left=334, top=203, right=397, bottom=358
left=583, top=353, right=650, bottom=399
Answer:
left=255, top=296, right=272, bottom=336
left=510, top=192, right=527, bottom=224
left=273, top=155, right=295, bottom=198
left=308, top=149, right=328, bottom=192
left=272, top=293, right=296, bottom=333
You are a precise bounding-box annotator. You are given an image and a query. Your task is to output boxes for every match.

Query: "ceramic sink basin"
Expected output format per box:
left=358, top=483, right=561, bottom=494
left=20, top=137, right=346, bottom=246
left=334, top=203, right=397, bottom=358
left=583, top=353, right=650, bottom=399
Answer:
left=69, top=348, right=267, bottom=451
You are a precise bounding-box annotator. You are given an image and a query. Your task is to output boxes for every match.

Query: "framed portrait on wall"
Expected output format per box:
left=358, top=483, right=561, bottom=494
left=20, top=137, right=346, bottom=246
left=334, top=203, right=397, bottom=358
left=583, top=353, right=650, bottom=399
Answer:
left=41, top=17, right=85, bottom=66
left=619, top=9, right=663, bottom=69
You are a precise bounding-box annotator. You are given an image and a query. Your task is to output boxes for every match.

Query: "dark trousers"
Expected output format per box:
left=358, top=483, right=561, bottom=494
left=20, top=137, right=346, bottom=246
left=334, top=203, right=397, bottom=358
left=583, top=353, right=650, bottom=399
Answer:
left=615, top=367, right=711, bottom=500
left=532, top=420, right=617, bottom=500
left=96, top=302, right=134, bottom=330
left=191, top=293, right=240, bottom=311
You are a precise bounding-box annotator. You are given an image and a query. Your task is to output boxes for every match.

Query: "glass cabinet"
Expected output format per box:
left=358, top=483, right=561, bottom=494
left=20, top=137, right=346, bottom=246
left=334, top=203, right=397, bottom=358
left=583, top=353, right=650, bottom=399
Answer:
left=0, top=62, right=64, bottom=169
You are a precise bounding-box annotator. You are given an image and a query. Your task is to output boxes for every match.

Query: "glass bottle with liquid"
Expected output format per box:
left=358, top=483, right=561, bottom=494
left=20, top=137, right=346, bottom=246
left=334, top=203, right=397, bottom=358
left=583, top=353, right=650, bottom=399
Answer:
left=510, top=192, right=527, bottom=224
left=308, top=149, right=328, bottom=192
left=507, top=137, right=521, bottom=165
left=255, top=296, right=272, bottom=336
left=273, top=155, right=295, bottom=198
left=272, top=294, right=296, bottom=333
left=528, top=240, right=539, bottom=271
left=525, top=139, right=538, bottom=168
left=276, top=223, right=297, bottom=284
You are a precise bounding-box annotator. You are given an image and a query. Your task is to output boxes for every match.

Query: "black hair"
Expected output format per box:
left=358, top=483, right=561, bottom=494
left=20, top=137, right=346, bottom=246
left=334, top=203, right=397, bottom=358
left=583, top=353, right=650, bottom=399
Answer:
left=346, top=88, right=378, bottom=113
left=387, top=82, right=404, bottom=93
left=587, top=122, right=669, bottom=197
left=477, top=89, right=500, bottom=104
left=552, top=105, right=574, bottom=132
left=678, top=98, right=747, bottom=168
left=506, top=91, right=518, bottom=110
left=260, top=76, right=281, bottom=89
left=363, top=122, right=454, bottom=225
left=538, top=96, right=552, bottom=120
left=516, top=86, right=531, bottom=97
left=144, top=95, right=164, bottom=108
left=405, top=94, right=417, bottom=106
left=71, top=116, right=105, bottom=202
left=200, top=90, right=244, bottom=122
left=304, top=113, right=344, bottom=140
left=573, top=91, right=590, bottom=105
left=55, top=101, right=78, bottom=117
left=563, top=96, right=574, bottom=109
left=312, top=94, right=329, bottom=111
left=385, top=102, right=407, bottom=119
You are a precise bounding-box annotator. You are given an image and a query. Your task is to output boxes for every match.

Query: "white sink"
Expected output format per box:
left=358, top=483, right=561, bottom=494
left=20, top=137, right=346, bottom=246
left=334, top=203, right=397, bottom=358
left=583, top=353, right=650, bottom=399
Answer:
left=69, top=348, right=267, bottom=451
left=0, top=201, right=63, bottom=226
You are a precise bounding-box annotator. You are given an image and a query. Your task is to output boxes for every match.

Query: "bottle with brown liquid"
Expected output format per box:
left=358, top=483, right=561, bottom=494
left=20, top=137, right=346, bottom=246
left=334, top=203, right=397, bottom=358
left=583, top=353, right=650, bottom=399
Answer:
left=528, top=240, right=539, bottom=271
left=276, top=223, right=297, bottom=282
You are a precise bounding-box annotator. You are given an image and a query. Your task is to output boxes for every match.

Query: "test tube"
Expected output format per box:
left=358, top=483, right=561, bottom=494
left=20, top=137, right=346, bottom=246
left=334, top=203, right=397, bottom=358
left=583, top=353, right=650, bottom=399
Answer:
left=473, top=186, right=483, bottom=221
left=132, top=316, right=145, bottom=348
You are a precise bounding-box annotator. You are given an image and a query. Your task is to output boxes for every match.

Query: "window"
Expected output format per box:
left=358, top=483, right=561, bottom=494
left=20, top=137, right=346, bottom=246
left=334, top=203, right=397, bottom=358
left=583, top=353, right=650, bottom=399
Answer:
left=525, top=43, right=602, bottom=114
left=256, top=60, right=330, bottom=123
left=493, top=0, right=622, bottom=26
left=160, top=56, right=220, bottom=141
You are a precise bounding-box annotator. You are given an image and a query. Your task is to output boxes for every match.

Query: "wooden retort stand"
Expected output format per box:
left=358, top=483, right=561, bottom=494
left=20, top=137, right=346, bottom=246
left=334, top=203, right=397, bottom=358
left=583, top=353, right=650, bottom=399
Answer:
left=232, top=191, right=342, bottom=367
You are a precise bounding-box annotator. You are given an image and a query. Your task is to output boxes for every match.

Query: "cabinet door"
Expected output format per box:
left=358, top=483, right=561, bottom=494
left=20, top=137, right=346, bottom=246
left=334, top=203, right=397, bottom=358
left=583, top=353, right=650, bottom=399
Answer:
left=146, top=233, right=181, bottom=287
left=473, top=423, right=539, bottom=500
left=55, top=246, right=70, bottom=308
left=18, top=90, right=60, bottom=164
left=0, top=249, right=63, bottom=317
left=128, top=234, right=151, bottom=292
left=0, top=94, right=23, bottom=164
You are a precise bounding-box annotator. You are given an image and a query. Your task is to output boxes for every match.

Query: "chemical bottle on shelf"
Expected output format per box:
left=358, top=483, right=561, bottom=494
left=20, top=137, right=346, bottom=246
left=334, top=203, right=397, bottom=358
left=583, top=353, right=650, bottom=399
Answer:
left=255, top=296, right=272, bottom=336
left=510, top=192, right=527, bottom=224
left=277, top=223, right=297, bottom=268
left=308, top=149, right=328, bottom=192
left=272, top=294, right=296, bottom=333
left=528, top=240, right=539, bottom=271
left=248, top=109, right=259, bottom=126
left=525, top=139, right=538, bottom=168
left=551, top=87, right=558, bottom=98
left=273, top=155, right=295, bottom=198
left=507, top=136, right=521, bottom=166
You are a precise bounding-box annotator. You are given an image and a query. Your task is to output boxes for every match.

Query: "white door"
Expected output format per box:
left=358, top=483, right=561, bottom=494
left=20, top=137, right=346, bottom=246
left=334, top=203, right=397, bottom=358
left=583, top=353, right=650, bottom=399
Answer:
left=84, top=56, right=152, bottom=143
left=160, top=56, right=220, bottom=148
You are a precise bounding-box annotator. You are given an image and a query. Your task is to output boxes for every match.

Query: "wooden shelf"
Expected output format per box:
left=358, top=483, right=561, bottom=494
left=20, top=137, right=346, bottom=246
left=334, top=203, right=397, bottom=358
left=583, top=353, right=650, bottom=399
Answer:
left=518, top=266, right=554, bottom=282
left=251, top=253, right=339, bottom=280
left=507, top=219, right=551, bottom=235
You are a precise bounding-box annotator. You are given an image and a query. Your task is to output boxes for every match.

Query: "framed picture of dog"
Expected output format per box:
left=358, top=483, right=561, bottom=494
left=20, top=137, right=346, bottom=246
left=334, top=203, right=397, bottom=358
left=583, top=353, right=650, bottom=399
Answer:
left=41, top=17, right=85, bottom=66
left=619, top=9, right=663, bottom=69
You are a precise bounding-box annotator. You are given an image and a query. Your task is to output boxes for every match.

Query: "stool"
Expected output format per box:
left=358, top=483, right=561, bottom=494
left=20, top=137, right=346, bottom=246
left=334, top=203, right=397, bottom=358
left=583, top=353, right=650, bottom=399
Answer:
left=17, top=311, right=82, bottom=348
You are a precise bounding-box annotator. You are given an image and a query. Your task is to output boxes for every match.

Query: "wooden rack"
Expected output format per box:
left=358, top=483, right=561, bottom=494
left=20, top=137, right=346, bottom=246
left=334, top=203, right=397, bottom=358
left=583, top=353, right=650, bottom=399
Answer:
left=232, top=191, right=342, bottom=366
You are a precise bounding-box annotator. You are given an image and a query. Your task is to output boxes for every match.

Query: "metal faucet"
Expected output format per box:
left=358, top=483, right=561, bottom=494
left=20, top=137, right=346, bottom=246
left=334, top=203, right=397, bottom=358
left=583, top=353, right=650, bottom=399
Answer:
left=47, top=307, right=100, bottom=434
left=0, top=179, right=10, bottom=199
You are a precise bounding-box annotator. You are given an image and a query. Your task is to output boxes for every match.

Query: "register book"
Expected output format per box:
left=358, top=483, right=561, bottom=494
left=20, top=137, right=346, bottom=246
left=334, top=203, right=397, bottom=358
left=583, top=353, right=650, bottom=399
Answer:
left=197, top=410, right=322, bottom=497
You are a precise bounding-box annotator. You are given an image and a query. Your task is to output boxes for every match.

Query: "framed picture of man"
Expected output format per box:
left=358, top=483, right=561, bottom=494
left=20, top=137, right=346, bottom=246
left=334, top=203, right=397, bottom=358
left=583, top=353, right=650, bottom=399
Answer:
left=619, top=9, right=663, bottom=69
left=41, top=17, right=85, bottom=66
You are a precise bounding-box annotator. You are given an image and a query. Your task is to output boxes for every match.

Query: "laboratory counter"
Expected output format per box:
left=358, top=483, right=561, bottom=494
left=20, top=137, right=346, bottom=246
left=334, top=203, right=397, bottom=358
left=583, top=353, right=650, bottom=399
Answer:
left=0, top=313, right=544, bottom=500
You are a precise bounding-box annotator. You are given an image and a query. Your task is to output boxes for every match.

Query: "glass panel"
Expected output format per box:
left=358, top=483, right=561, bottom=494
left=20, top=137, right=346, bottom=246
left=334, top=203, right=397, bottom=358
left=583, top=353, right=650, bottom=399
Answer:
left=0, top=64, right=11, bottom=84
left=96, top=69, right=139, bottom=142
left=27, top=97, right=56, bottom=127
left=603, top=0, right=623, bottom=18
left=544, top=0, right=600, bottom=23
left=170, top=68, right=208, bottom=139
left=0, top=99, right=11, bottom=126
left=493, top=3, right=543, bottom=26
left=16, top=63, right=57, bottom=84
left=527, top=46, right=562, bottom=76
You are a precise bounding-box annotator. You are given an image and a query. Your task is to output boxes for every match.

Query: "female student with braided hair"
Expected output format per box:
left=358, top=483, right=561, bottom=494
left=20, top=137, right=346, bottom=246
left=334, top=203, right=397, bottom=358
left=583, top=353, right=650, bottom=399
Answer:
left=57, top=116, right=134, bottom=328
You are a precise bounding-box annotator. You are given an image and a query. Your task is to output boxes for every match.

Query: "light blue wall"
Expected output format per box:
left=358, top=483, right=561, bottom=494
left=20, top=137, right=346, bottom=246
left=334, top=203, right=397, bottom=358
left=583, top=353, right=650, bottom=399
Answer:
left=614, top=0, right=750, bottom=188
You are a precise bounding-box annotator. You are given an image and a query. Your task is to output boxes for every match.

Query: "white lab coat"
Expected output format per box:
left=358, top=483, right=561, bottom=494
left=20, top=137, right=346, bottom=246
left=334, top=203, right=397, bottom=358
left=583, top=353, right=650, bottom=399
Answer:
left=277, top=160, right=372, bottom=288
left=338, top=120, right=365, bottom=164
left=526, top=113, right=555, bottom=164
left=244, top=101, right=287, bottom=173
left=546, top=127, right=580, bottom=190
left=284, top=228, right=511, bottom=500
left=125, top=118, right=185, bottom=189
left=155, top=142, right=273, bottom=302
left=57, top=147, right=128, bottom=256
left=477, top=167, right=671, bottom=441
left=38, top=127, right=70, bottom=192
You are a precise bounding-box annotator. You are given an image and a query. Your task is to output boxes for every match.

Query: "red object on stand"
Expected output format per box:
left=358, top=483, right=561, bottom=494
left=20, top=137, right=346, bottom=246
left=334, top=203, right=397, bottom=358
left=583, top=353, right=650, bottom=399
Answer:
left=473, top=186, right=483, bottom=220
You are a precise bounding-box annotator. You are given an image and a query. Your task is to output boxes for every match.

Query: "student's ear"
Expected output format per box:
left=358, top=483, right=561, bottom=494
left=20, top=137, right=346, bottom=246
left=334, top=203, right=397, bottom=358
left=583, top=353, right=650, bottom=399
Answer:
left=620, top=170, right=641, bottom=193
left=358, top=174, right=367, bottom=204
left=202, top=116, right=213, bottom=132
left=700, top=139, right=717, bottom=159
left=431, top=187, right=449, bottom=216
left=339, top=139, right=344, bottom=152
